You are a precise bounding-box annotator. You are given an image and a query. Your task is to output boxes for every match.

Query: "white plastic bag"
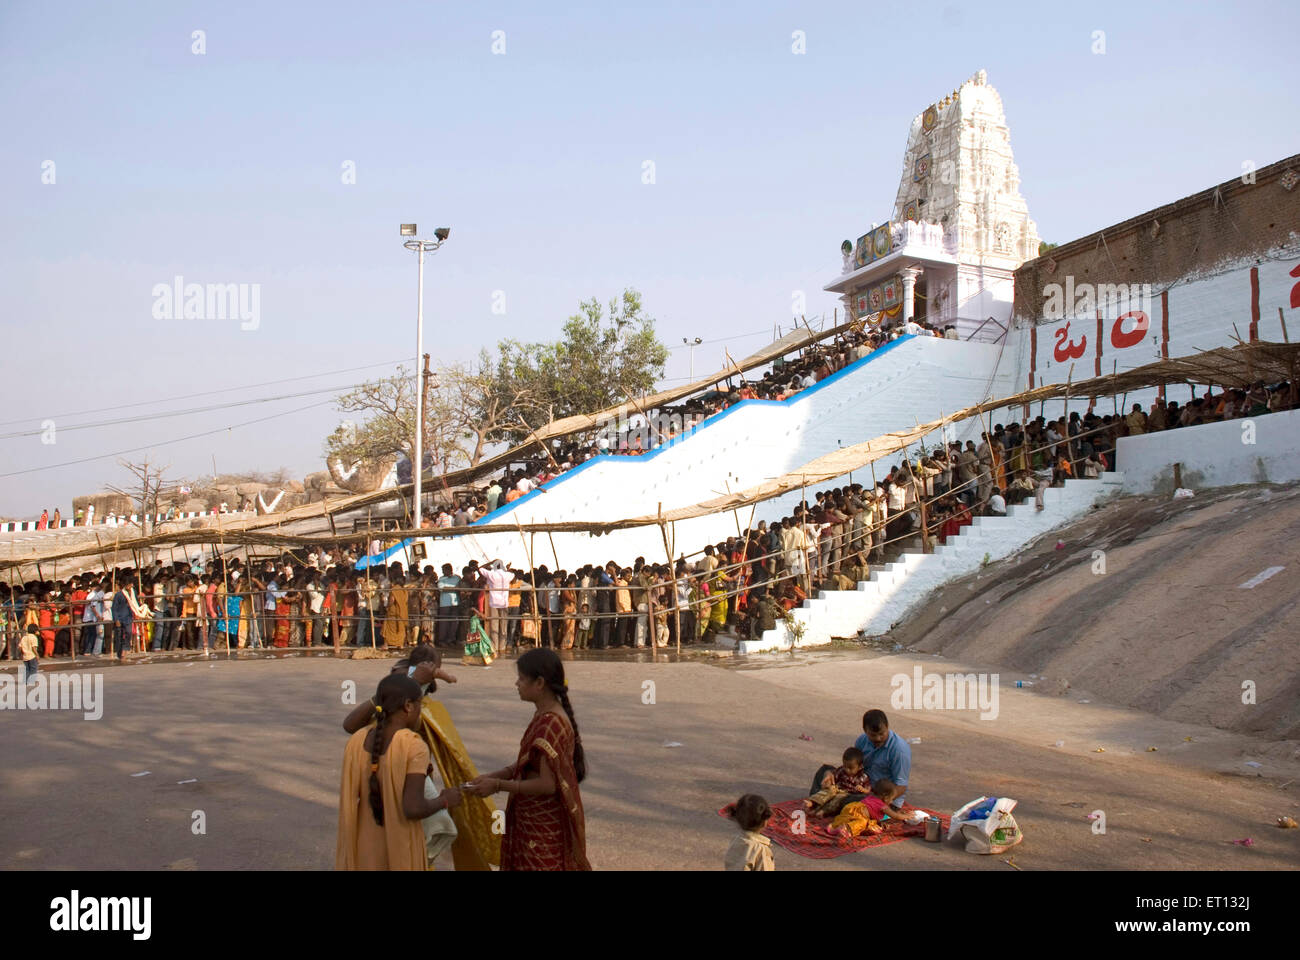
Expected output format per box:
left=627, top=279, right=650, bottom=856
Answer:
left=948, top=796, right=1023, bottom=854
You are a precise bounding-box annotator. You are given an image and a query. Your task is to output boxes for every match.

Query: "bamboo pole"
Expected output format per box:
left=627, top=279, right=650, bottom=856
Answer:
left=515, top=515, right=538, bottom=649
left=129, top=547, right=146, bottom=654
left=65, top=560, right=74, bottom=663
left=799, top=475, right=812, bottom=599
left=365, top=507, right=377, bottom=651
left=527, top=531, right=538, bottom=648
left=1280, top=307, right=1289, bottom=344
left=545, top=527, right=561, bottom=573
left=7, top=542, right=18, bottom=660
left=1062, top=368, right=1074, bottom=467
left=903, top=432, right=930, bottom=554
left=243, top=544, right=261, bottom=650
left=972, top=398, right=998, bottom=501
left=217, top=511, right=233, bottom=658
left=646, top=559, right=657, bottom=659
left=658, top=510, right=681, bottom=655
left=517, top=413, right=562, bottom=475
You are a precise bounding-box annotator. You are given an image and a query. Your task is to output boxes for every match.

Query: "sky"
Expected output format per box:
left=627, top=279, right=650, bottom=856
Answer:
left=2, top=0, right=1298, bottom=516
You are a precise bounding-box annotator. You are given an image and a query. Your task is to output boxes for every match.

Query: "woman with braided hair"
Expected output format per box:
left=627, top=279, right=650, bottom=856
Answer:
left=341, top=645, right=502, bottom=870
left=465, top=648, right=591, bottom=870
left=336, top=673, right=462, bottom=870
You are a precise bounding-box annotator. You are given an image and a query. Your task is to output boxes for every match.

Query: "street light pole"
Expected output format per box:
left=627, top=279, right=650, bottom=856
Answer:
left=401, top=225, right=449, bottom=538
left=683, top=336, right=702, bottom=382
left=414, top=242, right=425, bottom=532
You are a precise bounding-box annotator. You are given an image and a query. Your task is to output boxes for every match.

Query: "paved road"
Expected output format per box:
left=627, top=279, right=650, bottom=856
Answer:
left=1, top=650, right=1296, bottom=870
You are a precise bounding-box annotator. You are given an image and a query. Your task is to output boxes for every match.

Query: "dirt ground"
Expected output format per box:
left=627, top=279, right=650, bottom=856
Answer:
left=1, top=646, right=1297, bottom=871
left=893, top=482, right=1300, bottom=741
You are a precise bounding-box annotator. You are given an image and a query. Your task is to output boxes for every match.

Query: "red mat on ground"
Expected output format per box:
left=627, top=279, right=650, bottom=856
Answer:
left=717, top=799, right=950, bottom=860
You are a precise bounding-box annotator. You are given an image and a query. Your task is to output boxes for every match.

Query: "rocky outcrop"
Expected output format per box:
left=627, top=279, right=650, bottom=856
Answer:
left=72, top=493, right=133, bottom=517
left=327, top=453, right=398, bottom=493
left=304, top=470, right=348, bottom=502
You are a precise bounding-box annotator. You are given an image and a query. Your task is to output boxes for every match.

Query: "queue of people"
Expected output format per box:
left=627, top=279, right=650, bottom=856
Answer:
left=419, top=327, right=918, bottom=529
left=7, top=376, right=1293, bottom=665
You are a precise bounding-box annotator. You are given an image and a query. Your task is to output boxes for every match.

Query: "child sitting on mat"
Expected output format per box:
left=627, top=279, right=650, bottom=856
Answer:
left=805, top=747, right=871, bottom=817
left=827, top=778, right=895, bottom=840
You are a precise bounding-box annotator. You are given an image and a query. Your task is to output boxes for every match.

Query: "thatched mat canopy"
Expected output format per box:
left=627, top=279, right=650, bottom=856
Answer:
left=5, top=339, right=1296, bottom=572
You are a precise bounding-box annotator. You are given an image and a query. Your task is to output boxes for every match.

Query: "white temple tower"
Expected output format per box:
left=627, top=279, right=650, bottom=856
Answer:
left=827, top=70, right=1039, bottom=341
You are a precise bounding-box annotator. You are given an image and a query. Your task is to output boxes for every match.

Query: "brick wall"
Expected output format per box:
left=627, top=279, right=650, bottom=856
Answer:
left=1013, top=155, right=1300, bottom=322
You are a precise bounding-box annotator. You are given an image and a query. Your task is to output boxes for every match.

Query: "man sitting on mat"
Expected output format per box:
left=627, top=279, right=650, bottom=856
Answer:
left=809, top=708, right=911, bottom=811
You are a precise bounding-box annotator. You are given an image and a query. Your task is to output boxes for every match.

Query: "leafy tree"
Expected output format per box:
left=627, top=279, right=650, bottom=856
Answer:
left=490, top=288, right=668, bottom=443
left=1038, top=240, right=1058, bottom=256
left=326, top=289, right=668, bottom=470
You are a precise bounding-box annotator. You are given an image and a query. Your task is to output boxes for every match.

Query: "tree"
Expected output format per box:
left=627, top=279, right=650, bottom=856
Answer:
left=107, top=457, right=171, bottom=535
left=490, top=288, right=669, bottom=443
left=1038, top=241, right=1059, bottom=256
left=325, top=289, right=668, bottom=474
left=444, top=351, right=544, bottom=466
left=326, top=365, right=470, bottom=476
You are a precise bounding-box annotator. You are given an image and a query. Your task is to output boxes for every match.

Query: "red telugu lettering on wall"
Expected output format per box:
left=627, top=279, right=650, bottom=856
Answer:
left=1053, top=322, right=1087, bottom=363
left=1110, top=311, right=1149, bottom=349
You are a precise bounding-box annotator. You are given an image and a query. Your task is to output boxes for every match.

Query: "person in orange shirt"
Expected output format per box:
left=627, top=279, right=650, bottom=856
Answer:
left=38, top=593, right=56, bottom=658
left=180, top=577, right=197, bottom=649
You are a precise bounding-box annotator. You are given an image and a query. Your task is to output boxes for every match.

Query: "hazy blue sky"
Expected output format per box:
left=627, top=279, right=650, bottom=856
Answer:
left=2, top=0, right=1297, bottom=515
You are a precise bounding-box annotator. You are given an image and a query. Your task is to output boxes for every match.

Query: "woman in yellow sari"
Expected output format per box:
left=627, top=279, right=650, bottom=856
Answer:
left=990, top=438, right=1007, bottom=493
left=702, top=566, right=731, bottom=642
left=343, top=646, right=502, bottom=870
left=382, top=575, right=409, bottom=648
left=337, top=674, right=463, bottom=870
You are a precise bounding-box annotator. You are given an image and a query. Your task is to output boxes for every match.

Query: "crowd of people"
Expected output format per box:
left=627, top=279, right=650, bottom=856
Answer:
left=417, top=325, right=937, bottom=529
left=19, top=500, right=251, bottom=531
left=6, top=372, right=1294, bottom=668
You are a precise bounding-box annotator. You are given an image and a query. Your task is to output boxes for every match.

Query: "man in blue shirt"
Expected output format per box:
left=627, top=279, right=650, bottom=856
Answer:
left=810, top=709, right=911, bottom=809
left=435, top=563, right=461, bottom=648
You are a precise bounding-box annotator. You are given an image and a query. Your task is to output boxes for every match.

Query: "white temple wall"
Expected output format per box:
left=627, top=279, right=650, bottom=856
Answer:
left=394, top=337, right=1016, bottom=572
left=996, top=251, right=1300, bottom=423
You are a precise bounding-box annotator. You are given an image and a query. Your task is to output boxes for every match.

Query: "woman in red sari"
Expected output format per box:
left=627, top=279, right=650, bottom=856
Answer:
left=273, top=594, right=292, bottom=648
left=466, top=648, right=590, bottom=870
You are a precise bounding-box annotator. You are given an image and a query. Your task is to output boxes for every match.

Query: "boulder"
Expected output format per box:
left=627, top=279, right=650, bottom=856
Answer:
left=72, top=493, right=133, bottom=517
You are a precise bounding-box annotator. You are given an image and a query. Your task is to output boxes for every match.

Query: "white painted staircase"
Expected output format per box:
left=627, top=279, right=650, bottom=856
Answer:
left=738, top=472, right=1125, bottom=653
